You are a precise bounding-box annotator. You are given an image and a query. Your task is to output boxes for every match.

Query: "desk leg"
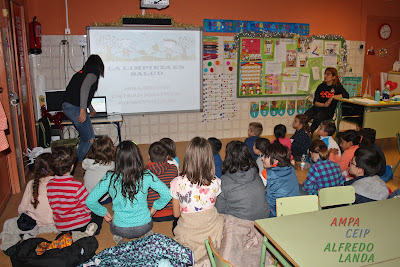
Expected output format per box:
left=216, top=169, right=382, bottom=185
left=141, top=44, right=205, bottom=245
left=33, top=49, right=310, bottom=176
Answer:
left=336, top=101, right=342, bottom=133
left=115, top=122, right=122, bottom=144
left=261, top=236, right=292, bottom=267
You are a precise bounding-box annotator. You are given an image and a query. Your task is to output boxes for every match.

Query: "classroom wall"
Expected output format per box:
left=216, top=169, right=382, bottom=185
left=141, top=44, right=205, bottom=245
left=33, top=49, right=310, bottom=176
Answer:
left=26, top=0, right=400, bottom=144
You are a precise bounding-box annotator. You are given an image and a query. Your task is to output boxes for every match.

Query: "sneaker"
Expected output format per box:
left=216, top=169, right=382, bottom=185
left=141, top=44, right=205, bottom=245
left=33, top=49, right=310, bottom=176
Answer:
left=113, top=235, right=126, bottom=245
left=85, top=223, right=98, bottom=236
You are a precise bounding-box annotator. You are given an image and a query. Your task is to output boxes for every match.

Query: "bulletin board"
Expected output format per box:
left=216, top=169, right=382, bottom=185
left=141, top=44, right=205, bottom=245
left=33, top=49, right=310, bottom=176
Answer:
left=237, top=35, right=344, bottom=97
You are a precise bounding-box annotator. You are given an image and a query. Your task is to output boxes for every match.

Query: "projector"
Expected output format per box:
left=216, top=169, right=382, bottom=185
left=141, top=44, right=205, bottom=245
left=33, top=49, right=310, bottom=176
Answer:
left=140, top=0, right=169, bottom=9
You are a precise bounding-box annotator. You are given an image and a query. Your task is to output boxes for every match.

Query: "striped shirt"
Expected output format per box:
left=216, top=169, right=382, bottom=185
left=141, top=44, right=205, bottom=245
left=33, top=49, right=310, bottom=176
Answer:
left=302, top=159, right=344, bottom=195
left=146, top=161, right=178, bottom=217
left=47, top=175, right=91, bottom=231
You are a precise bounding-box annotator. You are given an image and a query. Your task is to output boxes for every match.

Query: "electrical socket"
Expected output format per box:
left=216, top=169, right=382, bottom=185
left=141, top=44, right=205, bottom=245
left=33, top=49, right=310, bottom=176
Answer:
left=61, top=40, right=69, bottom=45
left=65, top=28, right=71, bottom=34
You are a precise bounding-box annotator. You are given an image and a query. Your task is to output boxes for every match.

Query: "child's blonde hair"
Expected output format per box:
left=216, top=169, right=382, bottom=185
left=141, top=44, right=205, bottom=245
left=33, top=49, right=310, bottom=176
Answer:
left=86, top=136, right=115, bottom=165
left=181, top=137, right=215, bottom=186
left=249, top=122, right=263, bottom=136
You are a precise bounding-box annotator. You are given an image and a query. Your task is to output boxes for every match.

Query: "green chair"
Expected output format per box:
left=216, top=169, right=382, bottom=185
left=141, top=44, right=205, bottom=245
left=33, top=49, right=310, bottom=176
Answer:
left=205, top=236, right=232, bottom=267
left=276, top=195, right=319, bottom=217
left=318, top=186, right=355, bottom=209
left=393, top=132, right=400, bottom=174
left=260, top=195, right=319, bottom=267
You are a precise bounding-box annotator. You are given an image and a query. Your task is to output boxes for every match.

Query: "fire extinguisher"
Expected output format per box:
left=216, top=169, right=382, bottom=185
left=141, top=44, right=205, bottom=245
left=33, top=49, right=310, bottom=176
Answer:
left=29, top=16, right=42, bottom=54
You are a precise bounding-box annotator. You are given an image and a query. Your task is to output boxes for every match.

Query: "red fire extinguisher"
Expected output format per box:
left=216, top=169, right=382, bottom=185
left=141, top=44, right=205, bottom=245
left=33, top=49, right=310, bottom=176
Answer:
left=29, top=16, right=42, bottom=54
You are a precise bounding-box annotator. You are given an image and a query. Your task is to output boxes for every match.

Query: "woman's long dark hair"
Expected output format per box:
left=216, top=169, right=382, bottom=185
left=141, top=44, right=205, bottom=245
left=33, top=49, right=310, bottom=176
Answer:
left=84, top=54, right=104, bottom=77
left=109, top=141, right=145, bottom=202
left=222, top=141, right=257, bottom=175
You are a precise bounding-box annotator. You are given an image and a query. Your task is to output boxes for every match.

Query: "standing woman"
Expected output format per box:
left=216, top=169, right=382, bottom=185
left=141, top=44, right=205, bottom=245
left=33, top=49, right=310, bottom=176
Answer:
left=62, top=55, right=104, bottom=161
left=304, top=67, right=349, bottom=135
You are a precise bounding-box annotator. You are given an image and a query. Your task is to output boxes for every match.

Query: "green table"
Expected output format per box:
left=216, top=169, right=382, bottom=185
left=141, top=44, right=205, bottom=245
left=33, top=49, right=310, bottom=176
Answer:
left=336, top=98, right=400, bottom=139
left=255, top=198, right=400, bottom=267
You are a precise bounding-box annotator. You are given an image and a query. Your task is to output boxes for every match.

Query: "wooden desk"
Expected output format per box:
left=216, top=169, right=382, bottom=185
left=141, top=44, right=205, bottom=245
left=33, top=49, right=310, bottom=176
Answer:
left=336, top=98, right=400, bottom=139
left=255, top=198, right=400, bottom=267
left=58, top=114, right=123, bottom=143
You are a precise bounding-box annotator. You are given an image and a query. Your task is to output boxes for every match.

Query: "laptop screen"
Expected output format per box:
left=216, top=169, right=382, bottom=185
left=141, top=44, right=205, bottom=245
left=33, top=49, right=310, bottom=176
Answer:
left=90, top=97, right=107, bottom=113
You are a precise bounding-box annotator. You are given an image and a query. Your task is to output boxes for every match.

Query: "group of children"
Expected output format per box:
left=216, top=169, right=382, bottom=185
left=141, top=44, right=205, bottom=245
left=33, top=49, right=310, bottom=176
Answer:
left=13, top=116, right=393, bottom=263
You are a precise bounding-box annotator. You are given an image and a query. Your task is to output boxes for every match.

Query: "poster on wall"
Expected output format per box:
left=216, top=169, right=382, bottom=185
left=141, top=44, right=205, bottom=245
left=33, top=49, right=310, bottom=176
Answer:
left=270, top=100, right=286, bottom=116
left=287, top=100, right=296, bottom=116
left=342, top=77, right=362, bottom=97
left=237, top=35, right=343, bottom=97
left=260, top=101, right=269, bottom=116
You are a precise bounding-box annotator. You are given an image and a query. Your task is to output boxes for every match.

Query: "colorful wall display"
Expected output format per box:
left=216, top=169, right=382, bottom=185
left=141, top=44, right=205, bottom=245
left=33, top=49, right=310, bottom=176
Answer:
left=203, top=19, right=310, bottom=35
left=342, top=77, right=362, bottom=97
left=237, top=35, right=343, bottom=98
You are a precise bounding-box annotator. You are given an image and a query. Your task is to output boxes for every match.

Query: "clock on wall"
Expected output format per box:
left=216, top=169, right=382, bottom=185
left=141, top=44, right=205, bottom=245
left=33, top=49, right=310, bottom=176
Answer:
left=379, top=24, right=392, bottom=40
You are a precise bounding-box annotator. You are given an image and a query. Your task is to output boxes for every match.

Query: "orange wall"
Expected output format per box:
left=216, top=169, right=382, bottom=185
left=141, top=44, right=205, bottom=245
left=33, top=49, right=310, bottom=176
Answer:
left=27, top=0, right=400, bottom=39
left=364, top=15, right=400, bottom=93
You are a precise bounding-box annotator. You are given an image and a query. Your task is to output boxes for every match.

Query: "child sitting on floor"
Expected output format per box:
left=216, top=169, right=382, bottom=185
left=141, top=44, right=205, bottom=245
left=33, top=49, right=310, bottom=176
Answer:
left=208, top=137, right=223, bottom=178
left=291, top=114, right=312, bottom=162
left=262, top=142, right=299, bottom=217
left=47, top=146, right=103, bottom=234
left=345, top=146, right=389, bottom=204
left=330, top=130, right=361, bottom=180
left=82, top=135, right=115, bottom=204
left=86, top=141, right=171, bottom=245
left=170, top=137, right=223, bottom=261
left=358, top=128, right=387, bottom=177
left=160, top=137, right=180, bottom=173
left=245, top=122, right=263, bottom=160
left=145, top=141, right=178, bottom=224
left=301, top=140, right=344, bottom=195
left=253, top=137, right=270, bottom=185
left=273, top=124, right=292, bottom=153
left=316, top=121, right=341, bottom=161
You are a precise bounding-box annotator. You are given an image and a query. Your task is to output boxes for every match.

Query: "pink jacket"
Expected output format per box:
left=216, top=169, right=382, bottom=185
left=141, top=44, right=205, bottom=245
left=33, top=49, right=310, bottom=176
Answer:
left=0, top=101, right=9, bottom=152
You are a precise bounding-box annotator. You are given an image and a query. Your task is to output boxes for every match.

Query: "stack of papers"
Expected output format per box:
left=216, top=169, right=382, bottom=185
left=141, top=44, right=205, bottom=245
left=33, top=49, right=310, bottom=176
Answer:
left=351, top=98, right=379, bottom=104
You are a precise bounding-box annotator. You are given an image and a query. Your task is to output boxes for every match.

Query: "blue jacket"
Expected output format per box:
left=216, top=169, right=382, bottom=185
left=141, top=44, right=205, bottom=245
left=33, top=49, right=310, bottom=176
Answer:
left=266, top=166, right=300, bottom=217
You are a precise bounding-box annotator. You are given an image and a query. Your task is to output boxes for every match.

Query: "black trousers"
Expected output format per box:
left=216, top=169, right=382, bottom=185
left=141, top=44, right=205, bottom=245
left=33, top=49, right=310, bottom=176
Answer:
left=304, top=106, right=334, bottom=133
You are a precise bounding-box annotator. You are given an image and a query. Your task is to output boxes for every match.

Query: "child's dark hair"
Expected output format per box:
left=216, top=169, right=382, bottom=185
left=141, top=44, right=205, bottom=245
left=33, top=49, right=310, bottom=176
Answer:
left=321, top=121, right=336, bottom=136
left=295, top=114, right=311, bottom=134
left=309, top=140, right=329, bottom=161
left=222, top=141, right=257, bottom=175
left=340, top=130, right=361, bottom=145
left=31, top=153, right=54, bottom=209
left=249, top=122, right=263, bottom=136
left=149, top=141, right=168, bottom=163
left=273, top=124, right=287, bottom=142
left=181, top=137, right=215, bottom=186
left=264, top=142, right=291, bottom=167
left=85, top=136, right=115, bottom=164
left=208, top=137, right=222, bottom=154
left=51, top=146, right=77, bottom=176
left=358, top=128, right=376, bottom=146
left=110, top=141, right=145, bottom=202
left=160, top=137, right=177, bottom=159
left=254, top=137, right=270, bottom=153
left=354, top=146, right=382, bottom=176
left=84, top=54, right=104, bottom=77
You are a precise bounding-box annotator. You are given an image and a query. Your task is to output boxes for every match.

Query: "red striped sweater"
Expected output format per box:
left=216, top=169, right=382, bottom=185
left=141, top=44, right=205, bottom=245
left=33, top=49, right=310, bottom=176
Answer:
left=146, top=161, right=178, bottom=218
left=46, top=175, right=91, bottom=231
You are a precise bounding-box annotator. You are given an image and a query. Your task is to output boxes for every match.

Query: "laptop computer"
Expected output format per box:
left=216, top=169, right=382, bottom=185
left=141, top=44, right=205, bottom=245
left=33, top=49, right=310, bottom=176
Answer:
left=89, top=96, right=108, bottom=118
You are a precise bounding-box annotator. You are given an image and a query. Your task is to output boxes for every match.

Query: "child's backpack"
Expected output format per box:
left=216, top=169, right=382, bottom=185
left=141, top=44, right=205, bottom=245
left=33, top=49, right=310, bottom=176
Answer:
left=37, top=117, right=51, bottom=148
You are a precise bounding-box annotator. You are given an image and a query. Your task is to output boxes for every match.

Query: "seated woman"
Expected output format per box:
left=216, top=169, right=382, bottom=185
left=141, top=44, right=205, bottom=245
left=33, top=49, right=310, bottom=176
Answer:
left=215, top=141, right=269, bottom=221
left=305, top=67, right=349, bottom=134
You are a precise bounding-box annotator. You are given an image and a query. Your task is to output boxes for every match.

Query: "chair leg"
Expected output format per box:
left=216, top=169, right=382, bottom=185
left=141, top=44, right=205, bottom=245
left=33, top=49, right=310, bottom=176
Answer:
left=260, top=236, right=267, bottom=267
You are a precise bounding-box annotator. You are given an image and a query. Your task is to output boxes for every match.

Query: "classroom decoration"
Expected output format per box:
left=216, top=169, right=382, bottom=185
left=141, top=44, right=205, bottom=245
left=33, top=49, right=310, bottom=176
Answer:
left=203, top=19, right=309, bottom=35
left=342, top=77, right=362, bottom=97
left=236, top=32, right=347, bottom=98
left=250, top=102, right=259, bottom=118
left=202, top=36, right=237, bottom=123
left=297, top=98, right=313, bottom=114
left=260, top=101, right=269, bottom=116
left=40, top=105, right=64, bottom=129
left=270, top=100, right=286, bottom=116
left=287, top=100, right=296, bottom=116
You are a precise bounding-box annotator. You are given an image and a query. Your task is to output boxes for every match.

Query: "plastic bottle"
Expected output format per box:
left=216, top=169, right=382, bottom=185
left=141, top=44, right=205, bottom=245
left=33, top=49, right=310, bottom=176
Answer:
left=300, top=154, right=306, bottom=170
left=374, top=89, right=381, bottom=102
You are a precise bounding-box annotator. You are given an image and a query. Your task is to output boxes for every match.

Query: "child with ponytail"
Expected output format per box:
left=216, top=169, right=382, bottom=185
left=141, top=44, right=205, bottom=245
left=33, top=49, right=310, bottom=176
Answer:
left=291, top=114, right=312, bottom=161
left=301, top=140, right=343, bottom=195
left=18, top=153, right=55, bottom=226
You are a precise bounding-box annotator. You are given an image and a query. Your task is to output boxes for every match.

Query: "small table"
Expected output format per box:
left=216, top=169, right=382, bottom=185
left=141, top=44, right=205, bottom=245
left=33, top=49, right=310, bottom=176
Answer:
left=58, top=114, right=123, bottom=143
left=255, top=198, right=400, bottom=267
left=336, top=98, right=400, bottom=139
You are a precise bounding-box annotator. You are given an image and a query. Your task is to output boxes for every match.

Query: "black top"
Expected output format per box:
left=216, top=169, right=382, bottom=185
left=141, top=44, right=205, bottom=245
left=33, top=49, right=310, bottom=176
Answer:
left=313, top=83, right=349, bottom=115
left=63, top=67, right=100, bottom=108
